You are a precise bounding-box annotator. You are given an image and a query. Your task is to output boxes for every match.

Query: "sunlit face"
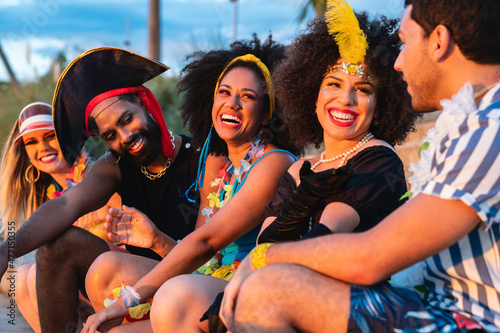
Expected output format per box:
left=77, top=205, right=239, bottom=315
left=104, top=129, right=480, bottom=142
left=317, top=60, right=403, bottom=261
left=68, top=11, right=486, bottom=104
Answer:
left=212, top=67, right=267, bottom=145
left=395, top=5, right=441, bottom=111
left=93, top=96, right=161, bottom=167
left=316, top=65, right=377, bottom=143
left=23, top=129, right=68, bottom=176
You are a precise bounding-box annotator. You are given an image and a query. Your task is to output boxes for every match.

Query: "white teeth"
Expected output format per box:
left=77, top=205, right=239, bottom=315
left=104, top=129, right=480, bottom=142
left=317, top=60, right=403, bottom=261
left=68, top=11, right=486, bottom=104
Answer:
left=129, top=137, right=143, bottom=151
left=221, top=114, right=242, bottom=124
left=330, top=110, right=356, bottom=122
left=40, top=154, right=56, bottom=162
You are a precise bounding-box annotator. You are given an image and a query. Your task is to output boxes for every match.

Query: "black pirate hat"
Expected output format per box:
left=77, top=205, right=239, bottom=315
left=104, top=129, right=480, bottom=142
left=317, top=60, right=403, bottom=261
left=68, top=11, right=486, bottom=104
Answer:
left=52, top=47, right=170, bottom=166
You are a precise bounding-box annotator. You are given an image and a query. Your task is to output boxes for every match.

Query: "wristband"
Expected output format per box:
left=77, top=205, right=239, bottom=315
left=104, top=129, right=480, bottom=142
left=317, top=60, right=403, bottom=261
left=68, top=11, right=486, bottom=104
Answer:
left=127, top=302, right=151, bottom=320
left=120, top=285, right=141, bottom=308
left=249, top=243, right=274, bottom=269
left=104, top=283, right=151, bottom=321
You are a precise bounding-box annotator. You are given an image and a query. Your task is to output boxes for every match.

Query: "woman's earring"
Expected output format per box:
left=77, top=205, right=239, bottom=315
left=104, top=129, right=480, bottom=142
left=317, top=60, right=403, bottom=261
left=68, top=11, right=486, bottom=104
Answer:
left=105, top=149, right=121, bottom=165
left=25, top=164, right=40, bottom=184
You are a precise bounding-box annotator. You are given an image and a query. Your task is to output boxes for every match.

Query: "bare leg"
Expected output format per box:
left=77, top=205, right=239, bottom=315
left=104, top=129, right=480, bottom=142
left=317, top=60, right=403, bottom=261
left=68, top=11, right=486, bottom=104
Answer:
left=107, top=320, right=153, bottom=333
left=36, top=227, right=110, bottom=333
left=233, top=264, right=350, bottom=333
left=85, top=251, right=158, bottom=312
left=16, top=263, right=41, bottom=333
left=150, top=274, right=228, bottom=333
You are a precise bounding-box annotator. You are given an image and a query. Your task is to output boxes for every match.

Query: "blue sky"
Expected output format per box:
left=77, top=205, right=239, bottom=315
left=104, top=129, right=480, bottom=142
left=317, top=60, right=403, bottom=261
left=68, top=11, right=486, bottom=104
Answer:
left=0, top=0, right=405, bottom=82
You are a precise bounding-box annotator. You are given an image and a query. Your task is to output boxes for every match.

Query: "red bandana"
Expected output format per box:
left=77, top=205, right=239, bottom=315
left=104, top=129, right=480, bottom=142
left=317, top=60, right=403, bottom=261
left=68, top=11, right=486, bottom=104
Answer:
left=84, top=86, right=174, bottom=158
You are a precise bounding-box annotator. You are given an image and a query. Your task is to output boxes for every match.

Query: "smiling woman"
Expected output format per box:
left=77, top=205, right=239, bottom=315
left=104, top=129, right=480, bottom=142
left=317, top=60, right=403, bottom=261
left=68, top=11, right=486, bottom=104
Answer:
left=0, top=102, right=122, bottom=333
left=257, top=8, right=420, bottom=244
left=0, top=102, right=73, bottom=232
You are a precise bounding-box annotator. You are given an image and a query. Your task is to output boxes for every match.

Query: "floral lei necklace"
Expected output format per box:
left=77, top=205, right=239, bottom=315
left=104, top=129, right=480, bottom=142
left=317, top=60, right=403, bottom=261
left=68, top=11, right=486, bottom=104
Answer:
left=402, top=82, right=490, bottom=200
left=46, top=154, right=88, bottom=200
left=201, top=133, right=267, bottom=222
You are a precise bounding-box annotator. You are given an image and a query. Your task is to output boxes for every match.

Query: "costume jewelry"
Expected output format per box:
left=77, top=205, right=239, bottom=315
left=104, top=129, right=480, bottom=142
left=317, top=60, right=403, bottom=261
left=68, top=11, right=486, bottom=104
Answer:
left=325, top=0, right=375, bottom=83
left=311, top=0, right=376, bottom=171
left=310, top=132, right=374, bottom=170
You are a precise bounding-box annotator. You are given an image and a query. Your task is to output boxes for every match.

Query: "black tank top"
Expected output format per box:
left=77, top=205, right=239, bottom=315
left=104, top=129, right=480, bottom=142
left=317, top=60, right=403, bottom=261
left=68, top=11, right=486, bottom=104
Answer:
left=119, top=135, right=200, bottom=260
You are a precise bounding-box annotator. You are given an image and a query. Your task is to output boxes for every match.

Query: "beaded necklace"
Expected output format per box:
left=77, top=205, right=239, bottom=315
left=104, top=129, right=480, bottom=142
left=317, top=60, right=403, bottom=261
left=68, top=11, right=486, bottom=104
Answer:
left=201, top=133, right=267, bottom=222
left=310, top=132, right=374, bottom=171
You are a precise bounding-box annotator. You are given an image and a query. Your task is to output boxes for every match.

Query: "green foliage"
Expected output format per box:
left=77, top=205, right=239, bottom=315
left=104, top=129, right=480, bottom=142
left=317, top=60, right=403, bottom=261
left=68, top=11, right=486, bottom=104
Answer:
left=0, top=77, right=58, bottom=151
left=298, top=0, right=327, bottom=22
left=145, top=75, right=190, bottom=136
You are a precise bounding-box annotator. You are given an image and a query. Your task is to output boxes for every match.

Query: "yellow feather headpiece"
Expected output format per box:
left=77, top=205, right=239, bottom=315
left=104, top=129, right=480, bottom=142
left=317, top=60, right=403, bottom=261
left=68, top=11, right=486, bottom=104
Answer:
left=325, top=0, right=368, bottom=64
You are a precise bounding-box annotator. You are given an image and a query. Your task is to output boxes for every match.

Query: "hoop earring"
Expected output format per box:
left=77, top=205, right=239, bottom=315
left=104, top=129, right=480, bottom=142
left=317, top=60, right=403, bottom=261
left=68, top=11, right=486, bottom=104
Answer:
left=105, top=149, right=121, bottom=165
left=25, top=164, right=40, bottom=184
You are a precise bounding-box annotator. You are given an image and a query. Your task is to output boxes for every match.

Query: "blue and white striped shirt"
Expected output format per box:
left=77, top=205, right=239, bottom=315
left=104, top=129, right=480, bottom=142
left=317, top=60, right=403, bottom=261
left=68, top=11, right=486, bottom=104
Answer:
left=420, top=83, right=500, bottom=330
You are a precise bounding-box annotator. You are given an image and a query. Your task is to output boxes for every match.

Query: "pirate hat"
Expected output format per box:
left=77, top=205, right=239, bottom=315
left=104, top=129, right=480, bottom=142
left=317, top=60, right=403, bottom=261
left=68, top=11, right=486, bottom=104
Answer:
left=52, top=47, right=169, bottom=166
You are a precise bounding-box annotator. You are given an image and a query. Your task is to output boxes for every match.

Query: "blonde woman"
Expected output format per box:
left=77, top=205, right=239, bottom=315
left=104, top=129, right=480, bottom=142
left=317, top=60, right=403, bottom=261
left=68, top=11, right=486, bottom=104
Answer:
left=0, top=102, right=121, bottom=332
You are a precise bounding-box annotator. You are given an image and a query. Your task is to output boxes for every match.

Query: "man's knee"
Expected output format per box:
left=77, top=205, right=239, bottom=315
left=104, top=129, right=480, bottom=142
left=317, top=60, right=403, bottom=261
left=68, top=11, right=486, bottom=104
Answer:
left=234, top=264, right=317, bottom=327
left=238, top=264, right=294, bottom=304
left=235, top=265, right=287, bottom=319
left=36, top=227, right=86, bottom=263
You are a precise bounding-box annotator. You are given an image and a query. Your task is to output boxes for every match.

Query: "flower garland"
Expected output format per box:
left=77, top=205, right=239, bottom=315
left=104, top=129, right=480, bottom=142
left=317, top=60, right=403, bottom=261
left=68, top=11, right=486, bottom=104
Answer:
left=392, top=83, right=481, bottom=292
left=197, top=133, right=267, bottom=277
left=46, top=153, right=89, bottom=200
left=201, top=133, right=267, bottom=222
left=103, top=282, right=152, bottom=322
left=405, top=83, right=478, bottom=198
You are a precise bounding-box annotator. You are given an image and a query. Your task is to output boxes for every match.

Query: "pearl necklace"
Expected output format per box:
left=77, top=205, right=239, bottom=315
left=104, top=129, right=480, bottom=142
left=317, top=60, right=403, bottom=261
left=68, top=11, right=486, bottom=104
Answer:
left=310, top=132, right=374, bottom=171
left=141, top=130, right=175, bottom=180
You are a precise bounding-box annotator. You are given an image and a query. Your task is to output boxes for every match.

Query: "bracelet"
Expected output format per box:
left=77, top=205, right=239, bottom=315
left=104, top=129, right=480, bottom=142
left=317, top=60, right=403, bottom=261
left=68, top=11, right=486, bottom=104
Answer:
left=103, top=284, right=123, bottom=308
left=103, top=284, right=151, bottom=321
left=120, top=285, right=141, bottom=308
left=127, top=302, right=151, bottom=320
left=249, top=243, right=274, bottom=269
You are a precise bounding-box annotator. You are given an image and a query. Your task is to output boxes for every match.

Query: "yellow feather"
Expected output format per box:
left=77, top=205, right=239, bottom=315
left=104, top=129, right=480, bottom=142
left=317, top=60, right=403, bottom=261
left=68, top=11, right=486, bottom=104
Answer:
left=325, top=0, right=368, bottom=64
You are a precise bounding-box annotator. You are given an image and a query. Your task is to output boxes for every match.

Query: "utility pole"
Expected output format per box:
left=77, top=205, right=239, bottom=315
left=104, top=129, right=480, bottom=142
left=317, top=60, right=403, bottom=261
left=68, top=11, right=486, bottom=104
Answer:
left=0, top=41, right=21, bottom=97
left=149, top=0, right=160, bottom=60
left=230, top=0, right=238, bottom=42
left=125, top=18, right=131, bottom=48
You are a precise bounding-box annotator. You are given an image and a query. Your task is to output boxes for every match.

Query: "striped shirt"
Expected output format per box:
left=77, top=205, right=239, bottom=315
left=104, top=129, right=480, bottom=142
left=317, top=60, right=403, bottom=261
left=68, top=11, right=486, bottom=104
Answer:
left=420, top=83, right=500, bottom=331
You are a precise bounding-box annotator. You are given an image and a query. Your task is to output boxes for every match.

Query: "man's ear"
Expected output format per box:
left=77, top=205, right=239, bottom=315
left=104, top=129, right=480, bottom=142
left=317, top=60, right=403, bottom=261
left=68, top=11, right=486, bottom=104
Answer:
left=429, top=24, right=455, bottom=62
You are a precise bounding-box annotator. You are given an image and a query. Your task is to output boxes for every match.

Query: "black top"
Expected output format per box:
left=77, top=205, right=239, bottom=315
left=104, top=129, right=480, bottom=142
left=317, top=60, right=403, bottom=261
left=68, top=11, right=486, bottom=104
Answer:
left=266, top=146, right=408, bottom=234
left=119, top=135, right=200, bottom=260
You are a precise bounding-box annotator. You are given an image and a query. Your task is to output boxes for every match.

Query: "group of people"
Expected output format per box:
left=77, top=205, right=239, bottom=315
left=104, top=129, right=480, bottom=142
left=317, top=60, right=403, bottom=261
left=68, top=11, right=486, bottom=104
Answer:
left=0, top=0, right=499, bottom=332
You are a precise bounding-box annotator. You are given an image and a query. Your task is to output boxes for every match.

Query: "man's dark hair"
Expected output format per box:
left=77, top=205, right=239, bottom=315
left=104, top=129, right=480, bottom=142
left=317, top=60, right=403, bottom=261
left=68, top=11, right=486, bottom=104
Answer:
left=405, top=0, right=500, bottom=64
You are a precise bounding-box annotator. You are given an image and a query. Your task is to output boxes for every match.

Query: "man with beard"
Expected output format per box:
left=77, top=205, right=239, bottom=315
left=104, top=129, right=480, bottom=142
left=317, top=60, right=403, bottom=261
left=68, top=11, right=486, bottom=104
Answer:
left=220, top=0, right=500, bottom=332
left=0, top=48, right=209, bottom=332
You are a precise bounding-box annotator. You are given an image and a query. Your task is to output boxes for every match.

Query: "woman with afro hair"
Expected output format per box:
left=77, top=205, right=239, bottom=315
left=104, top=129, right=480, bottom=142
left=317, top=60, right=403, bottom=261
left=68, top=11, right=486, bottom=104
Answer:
left=82, top=34, right=300, bottom=333
left=256, top=11, right=420, bottom=243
